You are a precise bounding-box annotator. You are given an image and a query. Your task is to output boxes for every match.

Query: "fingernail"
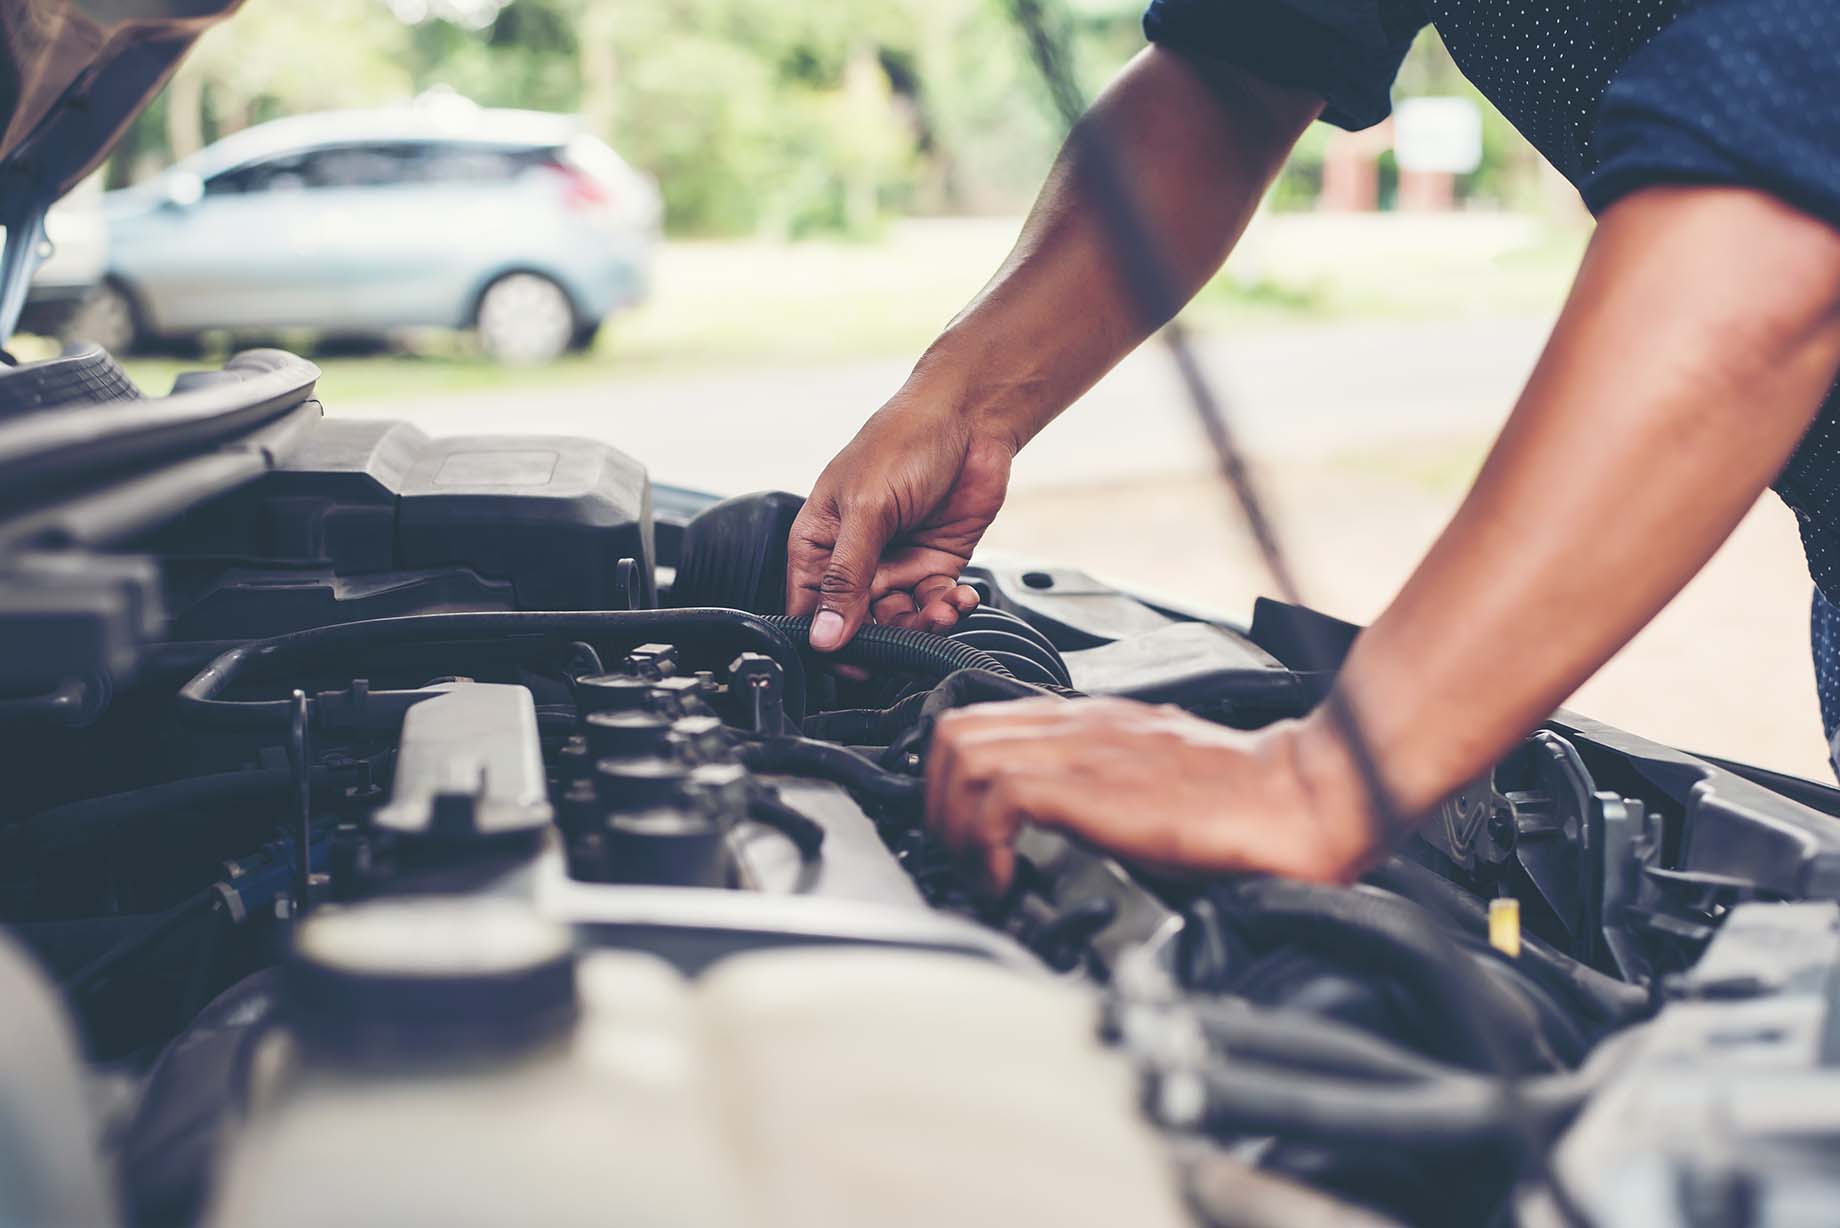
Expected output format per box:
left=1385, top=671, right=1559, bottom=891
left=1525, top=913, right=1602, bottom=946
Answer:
left=811, top=609, right=845, bottom=650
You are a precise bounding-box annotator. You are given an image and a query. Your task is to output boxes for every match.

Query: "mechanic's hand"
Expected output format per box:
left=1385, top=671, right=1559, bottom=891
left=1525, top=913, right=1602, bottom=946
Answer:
left=787, top=394, right=1011, bottom=651
left=926, top=697, right=1376, bottom=893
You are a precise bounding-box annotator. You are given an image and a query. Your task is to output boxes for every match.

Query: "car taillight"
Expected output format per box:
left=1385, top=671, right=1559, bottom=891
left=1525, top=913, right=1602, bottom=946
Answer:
left=544, top=161, right=614, bottom=213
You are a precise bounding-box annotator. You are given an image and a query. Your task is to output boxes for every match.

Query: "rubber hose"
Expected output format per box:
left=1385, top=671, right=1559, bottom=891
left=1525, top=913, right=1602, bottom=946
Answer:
left=1472, top=951, right=1591, bottom=1066
left=1190, top=999, right=1465, bottom=1085
left=176, top=608, right=808, bottom=730
left=1225, top=880, right=1564, bottom=1072
left=1363, top=857, right=1649, bottom=1024
left=763, top=615, right=1018, bottom=681
left=746, top=794, right=826, bottom=859
left=739, top=736, right=925, bottom=813
left=1197, top=1059, right=1590, bottom=1149
left=13, top=766, right=338, bottom=852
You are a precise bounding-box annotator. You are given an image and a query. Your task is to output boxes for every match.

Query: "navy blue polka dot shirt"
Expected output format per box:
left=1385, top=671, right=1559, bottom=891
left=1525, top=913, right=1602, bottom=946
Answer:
left=1144, top=0, right=1840, bottom=751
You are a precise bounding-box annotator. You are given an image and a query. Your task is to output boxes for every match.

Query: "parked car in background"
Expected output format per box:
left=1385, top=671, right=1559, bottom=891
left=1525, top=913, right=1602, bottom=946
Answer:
left=91, top=97, right=661, bottom=364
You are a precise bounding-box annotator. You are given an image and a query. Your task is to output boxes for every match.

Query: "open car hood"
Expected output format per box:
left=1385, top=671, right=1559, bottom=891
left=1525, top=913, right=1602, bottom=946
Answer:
left=0, top=0, right=240, bottom=212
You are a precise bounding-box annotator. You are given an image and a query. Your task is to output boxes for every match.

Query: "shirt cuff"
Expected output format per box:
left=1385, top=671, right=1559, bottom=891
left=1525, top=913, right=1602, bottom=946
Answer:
left=1581, top=1, right=1840, bottom=233
left=1142, top=0, right=1420, bottom=131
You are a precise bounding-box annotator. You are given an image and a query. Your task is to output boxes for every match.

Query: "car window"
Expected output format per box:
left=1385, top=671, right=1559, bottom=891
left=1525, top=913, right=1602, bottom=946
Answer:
left=301, top=145, right=416, bottom=189
left=414, top=143, right=546, bottom=184
left=204, top=144, right=425, bottom=196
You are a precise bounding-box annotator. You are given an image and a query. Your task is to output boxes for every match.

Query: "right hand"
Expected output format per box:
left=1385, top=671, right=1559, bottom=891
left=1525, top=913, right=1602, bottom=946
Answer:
left=787, top=393, right=1013, bottom=651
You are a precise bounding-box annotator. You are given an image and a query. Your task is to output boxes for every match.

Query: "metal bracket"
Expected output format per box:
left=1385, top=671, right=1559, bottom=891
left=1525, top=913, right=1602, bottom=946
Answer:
left=0, top=196, right=49, bottom=346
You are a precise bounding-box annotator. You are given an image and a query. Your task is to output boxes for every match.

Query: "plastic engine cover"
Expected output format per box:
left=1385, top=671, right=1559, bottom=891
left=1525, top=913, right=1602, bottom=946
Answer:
left=151, top=418, right=655, bottom=633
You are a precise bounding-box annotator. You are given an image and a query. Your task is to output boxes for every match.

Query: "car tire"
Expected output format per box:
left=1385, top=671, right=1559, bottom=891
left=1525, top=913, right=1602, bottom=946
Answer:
left=475, top=272, right=577, bottom=366
left=58, top=281, right=140, bottom=355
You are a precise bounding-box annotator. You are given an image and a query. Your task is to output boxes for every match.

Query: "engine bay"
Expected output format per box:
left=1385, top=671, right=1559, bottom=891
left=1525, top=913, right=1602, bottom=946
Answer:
left=5, top=348, right=1840, bottom=1228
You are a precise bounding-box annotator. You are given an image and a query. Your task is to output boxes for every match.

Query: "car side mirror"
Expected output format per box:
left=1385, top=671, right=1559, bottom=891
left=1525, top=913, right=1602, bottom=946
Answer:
left=162, top=171, right=204, bottom=209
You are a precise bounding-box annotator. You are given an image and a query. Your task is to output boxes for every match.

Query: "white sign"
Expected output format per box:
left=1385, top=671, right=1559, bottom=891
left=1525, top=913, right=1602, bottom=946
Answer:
left=1394, top=97, right=1484, bottom=175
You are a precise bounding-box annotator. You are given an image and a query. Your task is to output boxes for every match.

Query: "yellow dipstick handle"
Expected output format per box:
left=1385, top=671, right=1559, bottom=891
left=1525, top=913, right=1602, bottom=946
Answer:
left=1488, top=896, right=1521, bottom=958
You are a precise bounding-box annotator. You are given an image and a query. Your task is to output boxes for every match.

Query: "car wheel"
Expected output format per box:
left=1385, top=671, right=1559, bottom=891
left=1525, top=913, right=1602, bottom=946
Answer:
left=58, top=281, right=140, bottom=354
left=475, top=273, right=577, bottom=366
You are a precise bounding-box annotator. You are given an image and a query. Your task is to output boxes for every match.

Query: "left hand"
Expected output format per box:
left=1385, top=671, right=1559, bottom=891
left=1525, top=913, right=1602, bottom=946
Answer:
left=925, top=697, right=1375, bottom=893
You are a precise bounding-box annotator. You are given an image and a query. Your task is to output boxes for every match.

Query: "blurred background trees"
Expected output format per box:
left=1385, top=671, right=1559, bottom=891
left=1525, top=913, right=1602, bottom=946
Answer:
left=111, top=0, right=1543, bottom=238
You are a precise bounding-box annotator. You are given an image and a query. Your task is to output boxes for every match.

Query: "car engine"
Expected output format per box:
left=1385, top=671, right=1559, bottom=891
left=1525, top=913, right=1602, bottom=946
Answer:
left=5, top=346, right=1840, bottom=1228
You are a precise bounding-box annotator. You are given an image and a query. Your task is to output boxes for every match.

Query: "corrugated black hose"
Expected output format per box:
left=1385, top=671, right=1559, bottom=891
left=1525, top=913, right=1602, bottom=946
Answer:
left=763, top=615, right=1018, bottom=681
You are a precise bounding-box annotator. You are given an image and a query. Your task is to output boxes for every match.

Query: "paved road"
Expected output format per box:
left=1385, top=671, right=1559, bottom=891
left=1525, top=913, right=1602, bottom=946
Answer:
left=332, top=314, right=1554, bottom=495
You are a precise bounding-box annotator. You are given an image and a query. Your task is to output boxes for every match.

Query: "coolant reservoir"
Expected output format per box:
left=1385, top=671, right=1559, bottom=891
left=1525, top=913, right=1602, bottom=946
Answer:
left=697, top=947, right=1192, bottom=1228
left=207, top=900, right=1186, bottom=1228
left=206, top=900, right=740, bottom=1228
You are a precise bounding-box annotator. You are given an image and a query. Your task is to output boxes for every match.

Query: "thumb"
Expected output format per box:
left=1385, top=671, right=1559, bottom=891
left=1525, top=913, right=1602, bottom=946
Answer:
left=810, top=509, right=890, bottom=652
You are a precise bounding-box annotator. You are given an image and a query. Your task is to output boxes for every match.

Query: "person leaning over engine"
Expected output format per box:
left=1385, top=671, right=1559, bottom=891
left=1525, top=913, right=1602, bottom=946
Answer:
left=785, top=0, right=1840, bottom=891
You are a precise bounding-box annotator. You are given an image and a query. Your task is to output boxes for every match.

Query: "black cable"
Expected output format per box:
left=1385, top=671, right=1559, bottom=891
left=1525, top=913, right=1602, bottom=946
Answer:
left=802, top=690, right=934, bottom=744
left=739, top=735, right=925, bottom=813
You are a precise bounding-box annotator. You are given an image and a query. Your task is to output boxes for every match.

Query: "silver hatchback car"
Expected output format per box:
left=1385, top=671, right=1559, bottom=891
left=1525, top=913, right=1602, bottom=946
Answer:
left=95, top=98, right=661, bottom=364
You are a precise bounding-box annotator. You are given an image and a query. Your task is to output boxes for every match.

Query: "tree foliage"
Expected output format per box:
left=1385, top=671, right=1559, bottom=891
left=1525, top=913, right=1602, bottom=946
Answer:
left=113, top=0, right=1535, bottom=234
left=114, top=0, right=1149, bottom=235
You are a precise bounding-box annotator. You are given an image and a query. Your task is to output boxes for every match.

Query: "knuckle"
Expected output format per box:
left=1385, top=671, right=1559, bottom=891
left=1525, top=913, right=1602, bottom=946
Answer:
left=819, top=567, right=863, bottom=596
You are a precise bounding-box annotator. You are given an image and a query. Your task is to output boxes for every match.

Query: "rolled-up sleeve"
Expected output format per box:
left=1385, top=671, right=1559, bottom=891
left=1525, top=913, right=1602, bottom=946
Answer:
left=1583, top=0, right=1840, bottom=232
left=1142, top=0, right=1427, bottom=131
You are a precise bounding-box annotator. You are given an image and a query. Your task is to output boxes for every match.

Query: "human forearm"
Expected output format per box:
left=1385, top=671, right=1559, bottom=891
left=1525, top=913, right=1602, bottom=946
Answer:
left=1310, top=186, right=1840, bottom=828
left=786, top=48, right=1315, bottom=649
left=909, top=46, right=1320, bottom=452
